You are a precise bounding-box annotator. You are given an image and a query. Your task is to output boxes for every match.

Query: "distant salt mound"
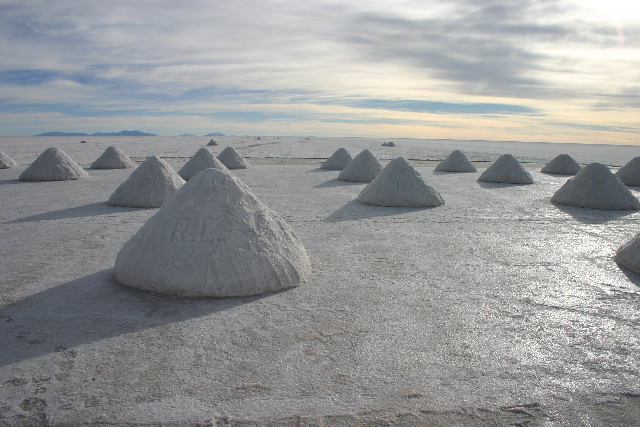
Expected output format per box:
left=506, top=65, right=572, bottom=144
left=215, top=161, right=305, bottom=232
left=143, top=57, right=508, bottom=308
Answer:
left=551, top=162, right=640, bottom=210
left=616, top=233, right=640, bottom=274
left=358, top=157, right=444, bottom=207
left=90, top=146, right=137, bottom=169
left=178, top=147, right=229, bottom=181
left=114, top=168, right=311, bottom=297
left=386, top=141, right=396, bottom=147
left=207, top=139, right=218, bottom=146
left=107, top=156, right=185, bottom=208
left=338, top=149, right=383, bottom=182
left=478, top=154, right=533, bottom=184
left=541, top=154, right=581, bottom=175
left=435, top=150, right=477, bottom=173
left=321, top=148, right=352, bottom=170
left=19, top=147, right=89, bottom=181
left=217, top=147, right=250, bottom=169
left=615, top=157, right=640, bottom=186
left=381, top=142, right=388, bottom=146
left=0, top=150, right=18, bottom=169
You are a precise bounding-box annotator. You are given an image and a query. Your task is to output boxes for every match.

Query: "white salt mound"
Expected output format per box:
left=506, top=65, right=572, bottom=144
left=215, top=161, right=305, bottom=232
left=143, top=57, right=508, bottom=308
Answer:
left=0, top=150, right=18, bottom=169
left=179, top=147, right=229, bottom=180
left=90, top=146, right=137, bottom=169
left=207, top=139, right=218, bottom=146
left=615, top=157, right=640, bottom=186
left=616, top=233, right=640, bottom=274
left=107, top=156, right=185, bottom=208
left=381, top=142, right=388, bottom=146
left=217, top=147, right=250, bottom=169
left=338, top=149, right=383, bottom=182
left=321, top=148, right=352, bottom=170
left=541, top=154, right=581, bottom=175
left=19, top=147, right=89, bottom=181
left=435, top=150, right=477, bottom=173
left=551, top=162, right=640, bottom=210
left=478, top=154, right=533, bottom=184
left=358, top=157, right=444, bottom=207
left=386, top=141, right=396, bottom=147
left=114, top=168, right=311, bottom=297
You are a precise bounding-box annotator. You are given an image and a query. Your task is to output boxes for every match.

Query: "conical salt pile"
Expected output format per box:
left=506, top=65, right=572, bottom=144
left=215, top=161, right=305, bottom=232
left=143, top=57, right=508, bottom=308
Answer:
left=477, top=154, right=533, bottom=184
left=114, top=168, right=311, bottom=297
left=107, top=156, right=185, bottom=208
left=615, top=157, right=640, bottom=186
left=207, top=139, right=218, bottom=146
left=19, top=147, right=89, bottom=181
left=435, top=150, right=477, bottom=173
left=381, top=142, right=388, bottom=146
left=358, top=157, right=444, bottom=207
left=541, top=154, right=581, bottom=175
left=178, top=147, right=229, bottom=181
left=321, top=148, right=352, bottom=170
left=386, top=141, right=396, bottom=147
left=616, top=233, right=640, bottom=274
left=338, top=149, right=383, bottom=182
left=0, top=150, right=18, bottom=169
left=90, top=146, right=137, bottom=169
left=217, top=147, right=250, bottom=169
left=551, top=162, right=640, bottom=210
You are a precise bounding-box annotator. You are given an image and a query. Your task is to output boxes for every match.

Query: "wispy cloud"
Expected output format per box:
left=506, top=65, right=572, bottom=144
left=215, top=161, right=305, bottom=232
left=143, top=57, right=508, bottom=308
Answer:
left=0, top=0, right=638, bottom=142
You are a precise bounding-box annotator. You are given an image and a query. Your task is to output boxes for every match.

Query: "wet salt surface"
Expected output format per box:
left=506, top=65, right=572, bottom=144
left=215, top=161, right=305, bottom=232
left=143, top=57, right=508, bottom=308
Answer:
left=0, top=136, right=639, bottom=425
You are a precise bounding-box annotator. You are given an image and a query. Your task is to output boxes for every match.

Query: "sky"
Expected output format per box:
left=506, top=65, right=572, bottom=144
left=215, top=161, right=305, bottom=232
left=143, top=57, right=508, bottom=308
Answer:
left=0, top=0, right=639, bottom=144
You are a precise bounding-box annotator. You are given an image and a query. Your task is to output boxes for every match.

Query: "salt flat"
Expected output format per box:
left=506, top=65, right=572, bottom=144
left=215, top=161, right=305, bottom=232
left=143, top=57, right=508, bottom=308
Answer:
left=0, top=136, right=639, bottom=426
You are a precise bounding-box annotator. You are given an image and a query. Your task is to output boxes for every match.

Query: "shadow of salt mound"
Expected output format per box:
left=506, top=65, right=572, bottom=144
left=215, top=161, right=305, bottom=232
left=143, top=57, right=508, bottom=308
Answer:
left=314, top=178, right=366, bottom=188
left=552, top=202, right=638, bottom=224
left=617, top=264, right=640, bottom=288
left=0, top=179, right=23, bottom=186
left=477, top=181, right=533, bottom=189
left=4, top=202, right=142, bottom=224
left=325, top=199, right=438, bottom=223
left=307, top=168, right=336, bottom=173
left=0, top=268, right=276, bottom=367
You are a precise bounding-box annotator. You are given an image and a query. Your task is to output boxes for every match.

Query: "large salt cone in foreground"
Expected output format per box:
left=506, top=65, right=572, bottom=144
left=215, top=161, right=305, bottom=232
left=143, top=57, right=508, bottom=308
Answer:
left=0, top=150, right=18, bottom=169
left=107, top=156, right=185, bottom=208
left=358, top=157, right=444, bottom=207
left=615, top=157, right=640, bottom=186
left=435, top=150, right=476, bottom=172
left=478, top=154, right=533, bottom=184
left=551, top=162, right=640, bottom=210
left=217, top=146, right=250, bottom=169
left=91, top=146, right=137, bottom=169
left=19, top=147, right=89, bottom=181
left=321, top=148, right=352, bottom=170
left=616, top=233, right=640, bottom=274
left=541, top=154, right=581, bottom=175
left=179, top=147, right=229, bottom=180
left=114, top=168, right=311, bottom=297
left=338, top=149, right=383, bottom=182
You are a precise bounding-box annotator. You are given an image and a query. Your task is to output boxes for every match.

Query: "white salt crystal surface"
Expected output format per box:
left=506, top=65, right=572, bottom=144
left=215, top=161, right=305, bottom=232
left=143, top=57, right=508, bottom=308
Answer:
left=1, top=136, right=640, bottom=426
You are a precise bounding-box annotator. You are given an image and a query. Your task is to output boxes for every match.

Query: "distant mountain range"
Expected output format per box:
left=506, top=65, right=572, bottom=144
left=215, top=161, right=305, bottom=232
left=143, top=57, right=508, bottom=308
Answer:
left=36, top=130, right=157, bottom=136
left=205, top=132, right=225, bottom=136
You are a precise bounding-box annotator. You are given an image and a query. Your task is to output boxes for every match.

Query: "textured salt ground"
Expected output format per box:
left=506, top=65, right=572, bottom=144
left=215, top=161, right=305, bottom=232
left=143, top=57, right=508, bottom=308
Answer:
left=1, top=139, right=640, bottom=426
